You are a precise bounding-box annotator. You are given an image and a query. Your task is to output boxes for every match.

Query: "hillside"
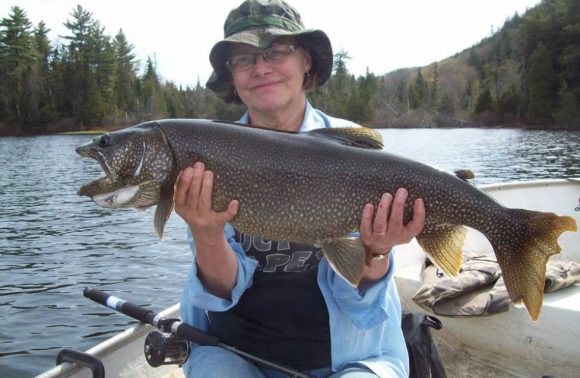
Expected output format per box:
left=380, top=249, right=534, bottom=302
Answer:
left=377, top=0, right=580, bottom=128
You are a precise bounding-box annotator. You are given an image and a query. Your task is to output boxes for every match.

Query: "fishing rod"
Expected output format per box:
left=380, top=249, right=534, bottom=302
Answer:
left=83, top=287, right=314, bottom=378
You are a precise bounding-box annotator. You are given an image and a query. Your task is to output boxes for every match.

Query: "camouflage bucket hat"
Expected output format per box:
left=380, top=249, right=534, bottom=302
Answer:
left=206, top=0, right=333, bottom=103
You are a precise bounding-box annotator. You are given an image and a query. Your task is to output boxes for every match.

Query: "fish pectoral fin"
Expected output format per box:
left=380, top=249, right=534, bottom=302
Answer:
left=153, top=180, right=176, bottom=239
left=416, top=224, right=467, bottom=277
left=306, top=127, right=384, bottom=150
left=320, top=237, right=366, bottom=286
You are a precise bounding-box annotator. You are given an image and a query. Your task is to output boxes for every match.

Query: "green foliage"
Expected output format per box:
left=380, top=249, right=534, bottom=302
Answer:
left=527, top=43, right=557, bottom=125
left=309, top=50, right=380, bottom=124
left=380, top=0, right=579, bottom=128
left=1, top=0, right=578, bottom=132
left=408, top=69, right=428, bottom=109
left=474, top=85, right=493, bottom=114
left=0, top=6, right=36, bottom=127
left=554, top=80, right=580, bottom=129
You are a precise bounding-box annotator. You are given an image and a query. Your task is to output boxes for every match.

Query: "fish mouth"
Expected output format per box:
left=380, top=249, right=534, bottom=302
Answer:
left=76, top=137, right=162, bottom=209
left=76, top=145, right=118, bottom=181
left=79, top=177, right=140, bottom=208
left=78, top=171, right=160, bottom=209
left=76, top=145, right=151, bottom=208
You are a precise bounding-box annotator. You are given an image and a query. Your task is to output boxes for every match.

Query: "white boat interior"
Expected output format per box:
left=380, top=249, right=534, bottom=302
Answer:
left=394, top=178, right=580, bottom=378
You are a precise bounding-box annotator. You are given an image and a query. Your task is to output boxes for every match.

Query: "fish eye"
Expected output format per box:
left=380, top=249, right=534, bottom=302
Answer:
left=97, top=134, right=112, bottom=147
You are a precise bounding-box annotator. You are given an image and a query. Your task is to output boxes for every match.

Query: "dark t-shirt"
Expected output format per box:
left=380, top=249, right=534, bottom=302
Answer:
left=207, top=231, right=332, bottom=370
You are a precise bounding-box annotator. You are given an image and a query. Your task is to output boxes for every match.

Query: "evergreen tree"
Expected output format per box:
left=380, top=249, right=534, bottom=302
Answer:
left=113, top=29, right=137, bottom=118
left=327, top=49, right=351, bottom=118
left=63, top=5, right=99, bottom=127
left=527, top=43, right=557, bottom=125
left=554, top=80, right=579, bottom=129
left=140, top=56, right=166, bottom=119
left=0, top=6, right=36, bottom=127
left=91, top=22, right=116, bottom=120
left=409, top=69, right=428, bottom=109
left=429, top=63, right=439, bottom=109
left=496, top=84, right=521, bottom=122
left=474, top=84, right=493, bottom=114
left=32, top=21, right=54, bottom=126
left=438, top=92, right=455, bottom=115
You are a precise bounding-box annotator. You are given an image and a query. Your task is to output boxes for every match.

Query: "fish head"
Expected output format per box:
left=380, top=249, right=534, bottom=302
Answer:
left=76, top=126, right=174, bottom=210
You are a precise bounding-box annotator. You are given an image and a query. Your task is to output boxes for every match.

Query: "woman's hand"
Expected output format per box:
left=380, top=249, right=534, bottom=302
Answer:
left=174, top=162, right=239, bottom=299
left=359, top=188, right=426, bottom=286
left=174, top=162, right=239, bottom=244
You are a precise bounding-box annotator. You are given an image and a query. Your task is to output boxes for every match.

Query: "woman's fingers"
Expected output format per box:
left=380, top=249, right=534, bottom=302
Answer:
left=197, top=169, right=214, bottom=212
left=186, top=162, right=205, bottom=210
left=360, top=203, right=375, bottom=240
left=360, top=188, right=426, bottom=256
left=373, top=193, right=392, bottom=236
left=407, top=198, right=426, bottom=236
left=388, top=188, right=407, bottom=232
left=174, top=167, right=194, bottom=207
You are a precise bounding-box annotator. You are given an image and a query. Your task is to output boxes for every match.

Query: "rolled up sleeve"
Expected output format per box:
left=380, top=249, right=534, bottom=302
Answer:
left=181, top=225, right=258, bottom=312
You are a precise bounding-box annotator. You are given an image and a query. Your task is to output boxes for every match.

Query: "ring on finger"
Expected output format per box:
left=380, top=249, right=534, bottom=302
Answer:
left=374, top=231, right=386, bottom=236
left=372, top=253, right=388, bottom=261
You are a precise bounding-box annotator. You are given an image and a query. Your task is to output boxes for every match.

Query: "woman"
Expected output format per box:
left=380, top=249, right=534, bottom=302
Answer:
left=175, top=1, right=425, bottom=377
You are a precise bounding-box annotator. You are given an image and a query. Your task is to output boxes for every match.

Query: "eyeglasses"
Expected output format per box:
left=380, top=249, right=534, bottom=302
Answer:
left=226, top=44, right=300, bottom=73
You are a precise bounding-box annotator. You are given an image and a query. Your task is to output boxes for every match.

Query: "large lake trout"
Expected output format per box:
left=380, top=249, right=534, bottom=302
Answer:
left=76, top=119, right=576, bottom=320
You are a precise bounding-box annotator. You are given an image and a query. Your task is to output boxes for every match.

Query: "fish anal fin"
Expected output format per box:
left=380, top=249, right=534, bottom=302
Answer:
left=154, top=180, right=176, bottom=239
left=493, top=210, right=577, bottom=321
left=307, top=127, right=384, bottom=150
left=416, top=224, right=467, bottom=278
left=320, top=237, right=366, bottom=286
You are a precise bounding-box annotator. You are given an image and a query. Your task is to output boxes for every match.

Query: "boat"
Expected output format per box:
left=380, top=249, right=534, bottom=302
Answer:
left=36, top=304, right=184, bottom=378
left=394, top=178, right=580, bottom=378
left=38, top=178, right=580, bottom=378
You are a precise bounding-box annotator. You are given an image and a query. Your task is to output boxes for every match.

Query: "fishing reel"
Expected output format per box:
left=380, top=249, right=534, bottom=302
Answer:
left=144, top=330, right=189, bottom=367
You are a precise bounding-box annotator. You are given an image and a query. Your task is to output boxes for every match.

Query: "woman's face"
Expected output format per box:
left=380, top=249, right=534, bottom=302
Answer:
left=228, top=39, right=312, bottom=116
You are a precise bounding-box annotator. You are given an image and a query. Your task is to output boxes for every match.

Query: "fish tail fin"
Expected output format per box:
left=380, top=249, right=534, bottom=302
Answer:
left=416, top=224, right=467, bottom=278
left=493, top=210, right=577, bottom=320
left=320, top=238, right=366, bottom=286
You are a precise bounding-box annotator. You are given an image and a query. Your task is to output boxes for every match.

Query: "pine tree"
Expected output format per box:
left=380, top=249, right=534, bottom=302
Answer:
left=430, top=63, right=439, bottom=109
left=327, top=49, right=351, bottom=118
left=63, top=5, right=98, bottom=127
left=91, top=21, right=116, bottom=121
left=554, top=80, right=579, bottom=129
left=0, top=6, right=36, bottom=128
left=409, top=69, right=428, bottom=109
left=474, top=84, right=493, bottom=114
left=113, top=29, right=137, bottom=118
left=527, top=43, right=557, bottom=126
left=32, top=21, right=54, bottom=126
left=140, top=56, right=166, bottom=119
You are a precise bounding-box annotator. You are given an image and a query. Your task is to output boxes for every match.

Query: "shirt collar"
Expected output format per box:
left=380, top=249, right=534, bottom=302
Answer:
left=238, top=100, right=327, bottom=132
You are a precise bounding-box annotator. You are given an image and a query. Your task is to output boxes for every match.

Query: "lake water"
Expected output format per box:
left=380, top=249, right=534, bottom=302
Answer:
left=1, top=128, right=579, bottom=377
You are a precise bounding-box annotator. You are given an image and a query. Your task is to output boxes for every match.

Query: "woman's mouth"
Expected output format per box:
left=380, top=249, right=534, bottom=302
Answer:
left=251, top=81, right=281, bottom=90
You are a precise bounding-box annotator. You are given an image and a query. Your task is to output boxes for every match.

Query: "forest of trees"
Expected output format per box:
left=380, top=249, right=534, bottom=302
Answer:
left=0, top=0, right=579, bottom=135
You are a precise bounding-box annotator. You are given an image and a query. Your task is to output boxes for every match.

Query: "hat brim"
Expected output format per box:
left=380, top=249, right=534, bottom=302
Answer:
left=206, top=27, right=332, bottom=103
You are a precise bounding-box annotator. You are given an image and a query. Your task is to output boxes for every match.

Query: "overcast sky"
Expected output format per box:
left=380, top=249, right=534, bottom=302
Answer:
left=2, top=0, right=542, bottom=87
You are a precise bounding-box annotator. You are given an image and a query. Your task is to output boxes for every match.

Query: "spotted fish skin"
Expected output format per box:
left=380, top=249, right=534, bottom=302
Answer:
left=76, top=119, right=577, bottom=320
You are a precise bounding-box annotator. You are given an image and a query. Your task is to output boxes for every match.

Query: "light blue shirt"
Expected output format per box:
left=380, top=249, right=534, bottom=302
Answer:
left=180, top=101, right=409, bottom=377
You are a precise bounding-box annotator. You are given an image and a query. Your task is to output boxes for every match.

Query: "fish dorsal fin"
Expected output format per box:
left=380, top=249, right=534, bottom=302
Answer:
left=454, top=169, right=475, bottom=181
left=307, top=127, right=384, bottom=149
